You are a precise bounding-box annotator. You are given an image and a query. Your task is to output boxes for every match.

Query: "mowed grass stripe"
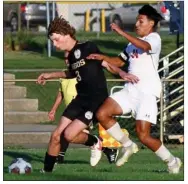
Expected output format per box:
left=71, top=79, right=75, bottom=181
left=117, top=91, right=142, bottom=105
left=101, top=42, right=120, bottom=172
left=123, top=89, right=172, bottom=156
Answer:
left=4, top=147, right=184, bottom=181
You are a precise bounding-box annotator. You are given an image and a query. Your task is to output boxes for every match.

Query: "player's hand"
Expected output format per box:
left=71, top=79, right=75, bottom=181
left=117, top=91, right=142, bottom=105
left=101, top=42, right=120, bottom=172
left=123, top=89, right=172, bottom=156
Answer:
left=110, top=23, right=124, bottom=35
left=119, top=71, right=139, bottom=83
left=48, top=110, right=56, bottom=121
left=87, top=54, right=104, bottom=61
left=101, top=60, right=109, bottom=68
left=36, top=73, right=50, bottom=85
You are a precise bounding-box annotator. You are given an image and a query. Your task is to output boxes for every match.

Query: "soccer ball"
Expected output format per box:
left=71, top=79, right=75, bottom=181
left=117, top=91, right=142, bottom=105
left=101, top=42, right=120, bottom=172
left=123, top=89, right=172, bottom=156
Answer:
left=8, top=158, right=32, bottom=174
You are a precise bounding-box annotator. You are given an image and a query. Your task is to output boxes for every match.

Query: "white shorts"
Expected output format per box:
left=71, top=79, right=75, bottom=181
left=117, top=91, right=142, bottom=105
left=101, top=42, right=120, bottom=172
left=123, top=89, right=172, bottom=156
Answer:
left=110, top=85, right=158, bottom=124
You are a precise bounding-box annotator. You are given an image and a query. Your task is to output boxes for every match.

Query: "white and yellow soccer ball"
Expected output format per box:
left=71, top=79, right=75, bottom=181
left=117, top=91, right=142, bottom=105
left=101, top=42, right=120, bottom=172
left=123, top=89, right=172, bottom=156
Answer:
left=8, top=158, right=32, bottom=174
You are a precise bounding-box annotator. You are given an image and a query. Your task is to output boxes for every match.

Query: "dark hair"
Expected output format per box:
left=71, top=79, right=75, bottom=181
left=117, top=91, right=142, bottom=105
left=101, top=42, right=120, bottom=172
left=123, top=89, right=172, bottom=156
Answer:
left=138, top=5, right=164, bottom=28
left=48, top=16, right=76, bottom=39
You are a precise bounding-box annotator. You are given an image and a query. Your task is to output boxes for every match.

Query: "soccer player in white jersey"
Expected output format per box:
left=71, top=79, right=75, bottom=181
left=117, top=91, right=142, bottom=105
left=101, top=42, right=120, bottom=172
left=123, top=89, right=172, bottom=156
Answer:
left=87, top=5, right=182, bottom=174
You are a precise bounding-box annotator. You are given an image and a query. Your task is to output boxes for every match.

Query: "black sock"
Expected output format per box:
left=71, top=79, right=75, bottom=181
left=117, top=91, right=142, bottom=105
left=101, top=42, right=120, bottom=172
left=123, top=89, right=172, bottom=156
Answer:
left=84, top=134, right=98, bottom=146
left=59, top=135, right=69, bottom=156
left=43, top=152, right=57, bottom=172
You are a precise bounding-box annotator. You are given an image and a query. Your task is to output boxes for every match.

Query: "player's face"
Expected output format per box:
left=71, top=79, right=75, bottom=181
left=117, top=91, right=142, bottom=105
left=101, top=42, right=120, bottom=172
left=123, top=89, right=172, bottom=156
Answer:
left=135, top=15, right=154, bottom=37
left=50, top=33, right=69, bottom=51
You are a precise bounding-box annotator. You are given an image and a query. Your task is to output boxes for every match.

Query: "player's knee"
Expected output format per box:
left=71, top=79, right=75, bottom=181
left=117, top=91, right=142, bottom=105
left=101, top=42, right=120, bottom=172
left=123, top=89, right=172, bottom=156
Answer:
left=63, top=130, right=74, bottom=143
left=50, top=131, right=60, bottom=145
left=136, top=131, right=149, bottom=144
left=96, top=109, right=108, bottom=122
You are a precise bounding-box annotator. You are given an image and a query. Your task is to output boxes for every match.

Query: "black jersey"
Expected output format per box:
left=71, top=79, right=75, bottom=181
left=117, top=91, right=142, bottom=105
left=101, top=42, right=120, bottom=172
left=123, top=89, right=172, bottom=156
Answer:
left=67, top=41, right=108, bottom=97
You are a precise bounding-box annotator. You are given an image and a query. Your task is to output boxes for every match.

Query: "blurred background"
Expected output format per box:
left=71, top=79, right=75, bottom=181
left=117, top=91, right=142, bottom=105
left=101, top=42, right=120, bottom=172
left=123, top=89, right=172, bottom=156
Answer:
left=3, top=1, right=184, bottom=148
left=3, top=1, right=183, bottom=33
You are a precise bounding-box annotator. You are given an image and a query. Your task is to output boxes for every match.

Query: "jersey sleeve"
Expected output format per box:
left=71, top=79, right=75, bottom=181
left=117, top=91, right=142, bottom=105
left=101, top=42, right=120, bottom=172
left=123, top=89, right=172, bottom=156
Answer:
left=86, top=41, right=103, bottom=54
left=118, top=46, right=129, bottom=63
left=85, top=41, right=104, bottom=64
left=145, top=33, right=161, bottom=54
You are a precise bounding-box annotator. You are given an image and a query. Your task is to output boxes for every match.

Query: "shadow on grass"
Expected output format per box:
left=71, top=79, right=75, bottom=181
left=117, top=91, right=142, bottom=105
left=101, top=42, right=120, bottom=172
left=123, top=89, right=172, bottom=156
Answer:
left=4, top=170, right=104, bottom=181
left=4, top=150, right=44, bottom=164
left=61, top=160, right=88, bottom=164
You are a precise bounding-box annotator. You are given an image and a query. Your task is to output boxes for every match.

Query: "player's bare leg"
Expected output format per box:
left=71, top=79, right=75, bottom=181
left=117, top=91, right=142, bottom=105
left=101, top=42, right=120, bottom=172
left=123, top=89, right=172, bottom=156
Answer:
left=48, top=117, right=72, bottom=155
left=63, top=119, right=102, bottom=166
left=96, top=97, right=138, bottom=167
left=42, top=116, right=72, bottom=172
left=136, top=120, right=182, bottom=174
left=63, top=119, right=88, bottom=142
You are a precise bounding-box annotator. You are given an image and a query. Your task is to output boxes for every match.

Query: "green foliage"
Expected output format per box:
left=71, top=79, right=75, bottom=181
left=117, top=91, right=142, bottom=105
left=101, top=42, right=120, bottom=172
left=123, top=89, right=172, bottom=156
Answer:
left=14, top=30, right=30, bottom=45
left=4, top=32, right=13, bottom=46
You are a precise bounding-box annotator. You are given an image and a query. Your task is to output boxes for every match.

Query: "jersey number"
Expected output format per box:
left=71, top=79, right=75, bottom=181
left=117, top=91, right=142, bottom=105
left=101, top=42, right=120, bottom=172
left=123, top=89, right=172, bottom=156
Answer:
left=75, top=71, right=82, bottom=81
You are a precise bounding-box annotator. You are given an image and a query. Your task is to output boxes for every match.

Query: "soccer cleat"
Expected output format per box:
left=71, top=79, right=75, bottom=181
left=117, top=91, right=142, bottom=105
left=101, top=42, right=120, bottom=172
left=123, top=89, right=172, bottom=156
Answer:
left=103, top=148, right=119, bottom=164
left=116, top=142, right=139, bottom=167
left=90, top=136, right=102, bottom=167
left=168, top=157, right=182, bottom=174
left=56, top=153, right=65, bottom=164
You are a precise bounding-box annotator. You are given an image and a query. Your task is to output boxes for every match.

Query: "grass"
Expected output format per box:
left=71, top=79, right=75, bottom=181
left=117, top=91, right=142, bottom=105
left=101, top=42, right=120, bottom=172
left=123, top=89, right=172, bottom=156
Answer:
left=4, top=146, right=184, bottom=181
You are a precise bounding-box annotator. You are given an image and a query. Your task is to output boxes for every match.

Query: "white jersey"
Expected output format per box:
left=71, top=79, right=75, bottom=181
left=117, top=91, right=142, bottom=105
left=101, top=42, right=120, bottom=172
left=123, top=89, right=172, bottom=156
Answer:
left=119, top=32, right=162, bottom=98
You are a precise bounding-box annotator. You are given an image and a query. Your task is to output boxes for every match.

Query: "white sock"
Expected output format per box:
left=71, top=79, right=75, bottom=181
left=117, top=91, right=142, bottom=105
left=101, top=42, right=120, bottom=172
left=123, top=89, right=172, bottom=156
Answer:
left=155, top=144, right=175, bottom=166
left=106, top=122, right=133, bottom=147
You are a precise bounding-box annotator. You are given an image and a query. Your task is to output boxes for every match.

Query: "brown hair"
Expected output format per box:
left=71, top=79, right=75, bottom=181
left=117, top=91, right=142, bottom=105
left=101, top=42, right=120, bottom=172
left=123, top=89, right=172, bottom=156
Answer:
left=48, top=16, right=76, bottom=39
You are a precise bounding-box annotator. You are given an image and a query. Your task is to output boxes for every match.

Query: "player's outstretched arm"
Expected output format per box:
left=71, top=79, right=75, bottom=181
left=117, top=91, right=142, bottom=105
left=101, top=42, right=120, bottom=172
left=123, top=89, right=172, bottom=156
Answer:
left=102, top=61, right=139, bottom=83
left=111, top=23, right=151, bottom=52
left=36, top=72, right=66, bottom=85
left=119, top=70, right=139, bottom=83
left=36, top=71, right=74, bottom=85
left=102, top=61, right=117, bottom=74
left=87, top=54, right=124, bottom=67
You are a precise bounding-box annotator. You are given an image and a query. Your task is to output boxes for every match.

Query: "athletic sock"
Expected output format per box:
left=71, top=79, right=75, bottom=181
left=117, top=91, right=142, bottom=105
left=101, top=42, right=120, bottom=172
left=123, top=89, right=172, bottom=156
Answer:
left=84, top=134, right=98, bottom=146
left=106, top=122, right=133, bottom=147
left=155, top=144, right=175, bottom=166
left=60, top=135, right=69, bottom=155
left=43, top=152, right=57, bottom=172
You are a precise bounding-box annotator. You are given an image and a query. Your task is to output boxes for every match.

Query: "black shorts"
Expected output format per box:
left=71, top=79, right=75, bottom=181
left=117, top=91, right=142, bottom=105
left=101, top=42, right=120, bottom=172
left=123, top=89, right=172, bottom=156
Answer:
left=62, top=94, right=107, bottom=125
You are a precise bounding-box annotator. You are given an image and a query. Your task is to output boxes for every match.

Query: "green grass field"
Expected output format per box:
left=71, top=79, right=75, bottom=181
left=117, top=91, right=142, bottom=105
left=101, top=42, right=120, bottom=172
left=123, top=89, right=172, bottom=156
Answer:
left=4, top=146, right=184, bottom=181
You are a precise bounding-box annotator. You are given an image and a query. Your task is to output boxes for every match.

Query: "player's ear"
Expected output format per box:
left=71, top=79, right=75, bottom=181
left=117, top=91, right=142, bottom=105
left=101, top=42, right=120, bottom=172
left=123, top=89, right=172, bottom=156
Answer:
left=150, top=20, right=155, bottom=27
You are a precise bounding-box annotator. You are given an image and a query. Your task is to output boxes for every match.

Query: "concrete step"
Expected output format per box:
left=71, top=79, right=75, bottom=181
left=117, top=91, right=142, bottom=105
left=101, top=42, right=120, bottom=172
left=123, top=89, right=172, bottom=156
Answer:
left=4, top=86, right=27, bottom=99
left=4, top=111, right=50, bottom=124
left=4, top=124, right=56, bottom=132
left=4, top=73, right=15, bottom=85
left=4, top=99, right=38, bottom=111
left=4, top=124, right=54, bottom=145
left=4, top=132, right=51, bottom=145
left=4, top=124, right=86, bottom=148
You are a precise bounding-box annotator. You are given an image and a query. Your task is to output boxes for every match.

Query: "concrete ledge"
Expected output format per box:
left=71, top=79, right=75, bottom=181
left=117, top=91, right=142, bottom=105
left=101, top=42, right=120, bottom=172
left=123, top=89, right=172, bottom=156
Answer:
left=3, top=124, right=87, bottom=148
left=4, top=99, right=39, bottom=112
left=4, top=86, right=27, bottom=99
left=4, top=111, right=50, bottom=124
left=4, top=73, right=15, bottom=85
left=4, top=132, right=51, bottom=145
left=4, top=124, right=57, bottom=132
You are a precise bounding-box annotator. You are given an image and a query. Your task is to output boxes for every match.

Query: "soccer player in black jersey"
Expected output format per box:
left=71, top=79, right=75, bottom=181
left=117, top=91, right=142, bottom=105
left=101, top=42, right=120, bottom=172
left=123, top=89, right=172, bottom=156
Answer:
left=37, top=17, right=138, bottom=173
